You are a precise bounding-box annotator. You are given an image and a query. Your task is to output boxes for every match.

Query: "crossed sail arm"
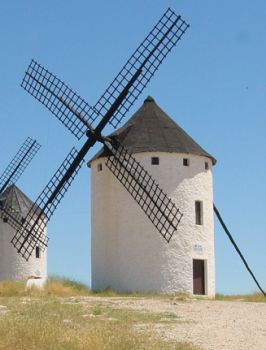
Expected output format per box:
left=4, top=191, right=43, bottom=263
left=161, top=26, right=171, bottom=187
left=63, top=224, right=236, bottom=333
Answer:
left=0, top=204, right=49, bottom=252
left=11, top=147, right=84, bottom=261
left=14, top=8, right=189, bottom=260
left=21, top=61, right=98, bottom=140
left=21, top=9, right=189, bottom=140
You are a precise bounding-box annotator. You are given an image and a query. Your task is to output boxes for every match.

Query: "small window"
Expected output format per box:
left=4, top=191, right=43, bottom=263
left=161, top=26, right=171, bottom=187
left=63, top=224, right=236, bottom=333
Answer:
left=151, top=157, right=159, bottom=165
left=195, top=201, right=203, bottom=225
left=183, top=158, right=189, bottom=166
left=97, top=163, right=103, bottom=172
left=35, top=246, right=40, bottom=259
left=205, top=162, right=209, bottom=170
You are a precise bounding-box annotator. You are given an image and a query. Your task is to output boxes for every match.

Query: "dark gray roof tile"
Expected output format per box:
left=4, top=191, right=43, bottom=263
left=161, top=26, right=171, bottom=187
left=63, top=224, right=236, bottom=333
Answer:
left=0, top=184, right=34, bottom=216
left=88, top=96, right=216, bottom=165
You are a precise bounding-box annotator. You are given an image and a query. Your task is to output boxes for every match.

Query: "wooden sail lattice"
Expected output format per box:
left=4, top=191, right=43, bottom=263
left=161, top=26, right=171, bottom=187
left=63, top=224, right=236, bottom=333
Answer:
left=11, top=8, right=189, bottom=259
left=105, top=138, right=183, bottom=242
left=0, top=137, right=41, bottom=194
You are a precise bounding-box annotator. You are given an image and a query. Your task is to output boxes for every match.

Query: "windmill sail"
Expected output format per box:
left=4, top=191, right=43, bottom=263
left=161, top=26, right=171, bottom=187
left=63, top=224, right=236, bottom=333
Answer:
left=21, top=9, right=189, bottom=139
left=15, top=8, right=188, bottom=259
left=0, top=203, right=48, bottom=250
left=0, top=137, right=41, bottom=194
left=11, top=147, right=84, bottom=260
left=94, top=8, right=189, bottom=129
left=105, top=138, right=183, bottom=242
left=21, top=60, right=98, bottom=139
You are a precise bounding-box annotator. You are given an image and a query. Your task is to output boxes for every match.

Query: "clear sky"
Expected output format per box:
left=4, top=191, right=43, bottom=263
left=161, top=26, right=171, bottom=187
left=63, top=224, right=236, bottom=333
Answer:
left=0, top=0, right=265, bottom=294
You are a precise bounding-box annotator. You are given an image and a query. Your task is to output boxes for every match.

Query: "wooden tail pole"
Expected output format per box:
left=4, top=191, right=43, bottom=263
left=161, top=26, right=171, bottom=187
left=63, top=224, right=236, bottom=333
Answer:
left=214, top=204, right=266, bottom=298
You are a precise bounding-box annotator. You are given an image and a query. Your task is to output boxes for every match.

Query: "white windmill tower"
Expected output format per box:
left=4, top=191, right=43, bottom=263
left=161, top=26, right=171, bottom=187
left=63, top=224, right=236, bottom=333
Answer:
left=89, top=96, right=216, bottom=296
left=0, top=137, right=47, bottom=281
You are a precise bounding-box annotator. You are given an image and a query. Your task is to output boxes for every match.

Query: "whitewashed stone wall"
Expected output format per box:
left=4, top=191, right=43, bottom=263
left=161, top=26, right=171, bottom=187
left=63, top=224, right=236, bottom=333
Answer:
left=91, top=152, right=215, bottom=296
left=0, top=220, right=47, bottom=281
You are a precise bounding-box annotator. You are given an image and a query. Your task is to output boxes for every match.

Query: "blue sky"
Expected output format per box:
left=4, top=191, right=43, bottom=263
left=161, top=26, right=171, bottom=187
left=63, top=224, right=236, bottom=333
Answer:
left=0, top=0, right=265, bottom=294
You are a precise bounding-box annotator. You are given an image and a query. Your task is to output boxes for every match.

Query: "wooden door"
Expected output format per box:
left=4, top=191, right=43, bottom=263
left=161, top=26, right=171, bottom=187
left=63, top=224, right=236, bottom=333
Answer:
left=193, top=259, right=205, bottom=295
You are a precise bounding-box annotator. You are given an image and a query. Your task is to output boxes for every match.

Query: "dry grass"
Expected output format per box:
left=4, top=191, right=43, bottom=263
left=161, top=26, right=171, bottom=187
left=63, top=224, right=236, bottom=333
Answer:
left=215, top=292, right=266, bottom=303
left=0, top=280, right=26, bottom=297
left=2, top=290, right=265, bottom=350
left=0, top=277, right=91, bottom=298
left=0, top=279, right=265, bottom=349
left=0, top=278, right=200, bottom=349
left=45, top=276, right=91, bottom=296
left=1, top=278, right=265, bottom=302
left=0, top=296, right=197, bottom=350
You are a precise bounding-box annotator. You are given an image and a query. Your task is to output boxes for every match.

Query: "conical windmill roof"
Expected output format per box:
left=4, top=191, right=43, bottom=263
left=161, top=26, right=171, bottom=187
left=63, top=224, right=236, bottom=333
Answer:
left=0, top=184, right=34, bottom=216
left=89, top=96, right=216, bottom=165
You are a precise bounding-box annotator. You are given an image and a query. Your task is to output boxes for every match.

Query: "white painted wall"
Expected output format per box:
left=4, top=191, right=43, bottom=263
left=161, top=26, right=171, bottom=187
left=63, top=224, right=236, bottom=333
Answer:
left=0, top=220, right=47, bottom=281
left=91, top=152, right=215, bottom=296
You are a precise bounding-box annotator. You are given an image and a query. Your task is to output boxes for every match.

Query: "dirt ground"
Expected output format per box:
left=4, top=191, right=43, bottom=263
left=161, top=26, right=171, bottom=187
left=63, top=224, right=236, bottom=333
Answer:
left=79, top=296, right=266, bottom=350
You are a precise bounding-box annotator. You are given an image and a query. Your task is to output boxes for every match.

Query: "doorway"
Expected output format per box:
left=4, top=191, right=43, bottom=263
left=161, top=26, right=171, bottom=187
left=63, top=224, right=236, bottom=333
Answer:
left=193, top=259, right=206, bottom=295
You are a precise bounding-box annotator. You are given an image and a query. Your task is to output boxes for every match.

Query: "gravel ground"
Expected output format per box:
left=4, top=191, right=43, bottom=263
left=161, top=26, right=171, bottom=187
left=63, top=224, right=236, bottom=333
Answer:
left=79, top=296, right=266, bottom=350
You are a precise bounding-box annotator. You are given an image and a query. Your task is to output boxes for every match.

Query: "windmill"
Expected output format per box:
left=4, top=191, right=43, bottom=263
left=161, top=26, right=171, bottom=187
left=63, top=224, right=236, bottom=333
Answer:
left=3, top=8, right=189, bottom=261
left=0, top=138, right=48, bottom=281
